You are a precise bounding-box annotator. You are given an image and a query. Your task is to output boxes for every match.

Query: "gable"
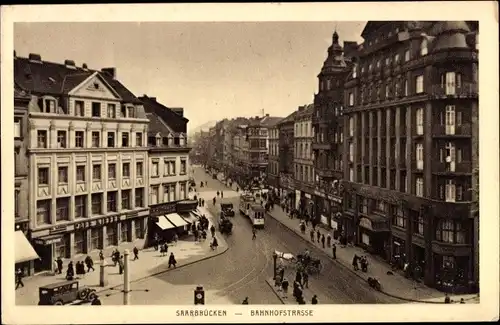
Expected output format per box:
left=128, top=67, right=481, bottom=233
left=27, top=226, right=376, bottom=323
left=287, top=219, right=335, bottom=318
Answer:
left=68, top=73, right=121, bottom=100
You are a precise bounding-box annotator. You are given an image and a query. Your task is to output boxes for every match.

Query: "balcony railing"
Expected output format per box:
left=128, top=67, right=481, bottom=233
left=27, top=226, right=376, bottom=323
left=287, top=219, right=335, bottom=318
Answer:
left=432, top=124, right=472, bottom=137
left=430, top=83, right=478, bottom=99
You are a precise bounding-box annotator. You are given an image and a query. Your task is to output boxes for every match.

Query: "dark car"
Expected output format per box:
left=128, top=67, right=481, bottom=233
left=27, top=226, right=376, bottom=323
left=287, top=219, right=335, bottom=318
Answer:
left=38, top=280, right=97, bottom=305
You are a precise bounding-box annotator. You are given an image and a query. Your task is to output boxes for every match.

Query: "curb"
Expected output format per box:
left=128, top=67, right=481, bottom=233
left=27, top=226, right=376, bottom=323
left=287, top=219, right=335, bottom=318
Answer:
left=94, top=243, right=230, bottom=295
left=266, top=211, right=458, bottom=304
left=265, top=278, right=286, bottom=305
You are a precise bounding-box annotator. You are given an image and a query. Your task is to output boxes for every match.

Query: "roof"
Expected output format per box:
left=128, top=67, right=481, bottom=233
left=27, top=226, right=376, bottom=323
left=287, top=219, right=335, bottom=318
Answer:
left=139, top=95, right=188, bottom=134
left=14, top=56, right=141, bottom=103
left=361, top=22, right=388, bottom=38
left=260, top=116, right=283, bottom=128
left=278, top=111, right=297, bottom=125
left=296, top=104, right=314, bottom=118
left=14, top=83, right=31, bottom=100
left=146, top=112, right=173, bottom=136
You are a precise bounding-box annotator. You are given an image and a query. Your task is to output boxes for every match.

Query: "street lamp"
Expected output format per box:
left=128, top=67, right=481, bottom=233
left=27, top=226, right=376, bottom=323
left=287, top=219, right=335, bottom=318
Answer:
left=123, top=249, right=130, bottom=305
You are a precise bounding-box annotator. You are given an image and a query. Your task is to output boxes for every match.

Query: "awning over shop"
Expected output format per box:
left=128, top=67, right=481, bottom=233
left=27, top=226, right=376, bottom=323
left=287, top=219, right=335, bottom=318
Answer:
left=191, top=210, right=202, bottom=218
left=165, top=213, right=189, bottom=227
left=15, top=231, right=40, bottom=264
left=359, top=215, right=390, bottom=232
left=156, top=216, right=176, bottom=230
left=179, top=212, right=198, bottom=224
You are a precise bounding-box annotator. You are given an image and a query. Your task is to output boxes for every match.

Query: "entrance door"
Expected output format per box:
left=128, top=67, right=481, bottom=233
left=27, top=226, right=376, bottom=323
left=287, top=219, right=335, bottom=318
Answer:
left=33, top=244, right=52, bottom=272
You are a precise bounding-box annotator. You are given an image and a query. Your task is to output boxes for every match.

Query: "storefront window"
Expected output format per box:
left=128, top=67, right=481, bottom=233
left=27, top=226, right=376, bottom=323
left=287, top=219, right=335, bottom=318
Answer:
left=121, top=222, right=129, bottom=242
left=435, top=219, right=467, bottom=244
left=135, top=219, right=143, bottom=239
left=106, top=224, right=117, bottom=246
left=413, top=215, right=424, bottom=235
left=55, top=234, right=70, bottom=258
left=74, top=230, right=86, bottom=254
left=90, top=228, right=102, bottom=251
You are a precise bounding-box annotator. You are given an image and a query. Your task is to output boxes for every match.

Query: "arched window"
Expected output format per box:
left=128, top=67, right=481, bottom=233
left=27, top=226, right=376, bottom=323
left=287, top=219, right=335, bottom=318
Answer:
left=420, top=39, right=428, bottom=56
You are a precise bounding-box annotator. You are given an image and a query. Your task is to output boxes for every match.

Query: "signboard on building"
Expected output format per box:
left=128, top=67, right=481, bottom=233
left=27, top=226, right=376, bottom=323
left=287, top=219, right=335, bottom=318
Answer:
left=150, top=202, right=177, bottom=217
left=49, top=225, right=67, bottom=234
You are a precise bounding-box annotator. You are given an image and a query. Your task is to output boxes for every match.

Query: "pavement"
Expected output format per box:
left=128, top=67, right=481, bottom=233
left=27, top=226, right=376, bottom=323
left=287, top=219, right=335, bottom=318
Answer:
left=15, top=205, right=229, bottom=306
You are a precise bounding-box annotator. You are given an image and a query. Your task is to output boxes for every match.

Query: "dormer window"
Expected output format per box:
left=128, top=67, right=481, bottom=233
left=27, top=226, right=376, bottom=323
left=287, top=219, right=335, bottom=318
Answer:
left=179, top=134, right=185, bottom=146
left=167, top=134, right=174, bottom=146
left=43, top=98, right=56, bottom=113
left=127, top=106, right=135, bottom=118
left=420, top=39, right=428, bottom=56
left=155, top=136, right=161, bottom=147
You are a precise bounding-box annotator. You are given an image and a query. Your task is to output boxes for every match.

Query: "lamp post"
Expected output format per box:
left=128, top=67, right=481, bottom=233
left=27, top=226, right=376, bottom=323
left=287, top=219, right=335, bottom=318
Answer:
left=99, top=260, right=107, bottom=287
left=272, top=251, right=278, bottom=280
left=123, top=249, right=130, bottom=305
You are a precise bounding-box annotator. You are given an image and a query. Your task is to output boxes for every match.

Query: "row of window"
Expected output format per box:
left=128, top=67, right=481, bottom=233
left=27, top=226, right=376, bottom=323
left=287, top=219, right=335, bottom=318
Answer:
left=36, top=129, right=144, bottom=149
left=294, top=121, right=313, bottom=138
left=348, top=104, right=464, bottom=138
left=348, top=72, right=464, bottom=107
left=294, top=164, right=315, bottom=184
left=150, top=182, right=188, bottom=205
left=36, top=188, right=145, bottom=225
left=151, top=159, right=187, bottom=177
left=55, top=221, right=144, bottom=257
left=295, top=142, right=312, bottom=160
left=315, top=128, right=343, bottom=145
left=38, top=161, right=144, bottom=185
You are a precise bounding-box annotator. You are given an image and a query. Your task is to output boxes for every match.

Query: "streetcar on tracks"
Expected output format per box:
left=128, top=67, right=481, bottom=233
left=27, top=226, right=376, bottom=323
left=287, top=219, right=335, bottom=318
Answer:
left=239, top=193, right=256, bottom=216
left=248, top=204, right=265, bottom=228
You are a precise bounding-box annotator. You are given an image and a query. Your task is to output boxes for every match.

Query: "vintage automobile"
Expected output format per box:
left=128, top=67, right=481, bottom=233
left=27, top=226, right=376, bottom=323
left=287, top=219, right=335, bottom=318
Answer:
left=220, top=201, right=235, bottom=217
left=38, top=280, right=97, bottom=305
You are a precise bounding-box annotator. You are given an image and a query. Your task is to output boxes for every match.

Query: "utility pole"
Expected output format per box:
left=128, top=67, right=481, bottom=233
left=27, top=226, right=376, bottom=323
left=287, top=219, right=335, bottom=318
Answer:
left=123, top=249, right=130, bottom=305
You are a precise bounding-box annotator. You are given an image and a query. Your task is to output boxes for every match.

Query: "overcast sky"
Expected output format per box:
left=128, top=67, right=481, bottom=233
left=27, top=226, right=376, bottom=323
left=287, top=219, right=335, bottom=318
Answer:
left=14, top=22, right=365, bottom=131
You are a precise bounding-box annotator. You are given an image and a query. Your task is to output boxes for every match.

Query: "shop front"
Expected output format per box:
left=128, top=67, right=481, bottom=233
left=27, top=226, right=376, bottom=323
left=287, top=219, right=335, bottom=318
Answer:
left=177, top=200, right=201, bottom=227
left=149, top=202, right=193, bottom=246
left=15, top=229, right=40, bottom=276
left=357, top=216, right=390, bottom=259
left=431, top=242, right=475, bottom=294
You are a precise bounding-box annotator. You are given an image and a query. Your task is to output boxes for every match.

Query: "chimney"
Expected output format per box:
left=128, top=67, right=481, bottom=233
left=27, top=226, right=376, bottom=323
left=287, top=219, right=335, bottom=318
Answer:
left=171, top=107, right=183, bottom=117
left=82, top=63, right=88, bottom=70
left=64, top=59, right=76, bottom=69
left=28, top=53, right=42, bottom=63
left=101, top=67, right=116, bottom=79
left=266, top=113, right=270, bottom=117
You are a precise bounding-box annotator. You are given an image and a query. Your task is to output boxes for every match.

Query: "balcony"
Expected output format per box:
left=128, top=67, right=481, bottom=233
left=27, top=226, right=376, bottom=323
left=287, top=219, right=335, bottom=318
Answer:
left=432, top=161, right=472, bottom=175
left=432, top=124, right=472, bottom=138
left=312, top=142, right=332, bottom=150
left=430, top=83, right=478, bottom=99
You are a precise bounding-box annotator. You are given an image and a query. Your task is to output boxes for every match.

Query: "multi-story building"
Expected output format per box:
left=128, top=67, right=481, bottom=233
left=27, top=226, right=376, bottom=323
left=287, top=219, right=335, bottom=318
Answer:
left=293, top=104, right=315, bottom=216
left=14, top=84, right=39, bottom=275
left=207, top=126, right=217, bottom=170
left=267, top=121, right=282, bottom=191
left=278, top=111, right=297, bottom=212
left=342, top=21, right=478, bottom=293
left=139, top=95, right=193, bottom=245
left=222, top=117, right=249, bottom=182
left=15, top=53, right=150, bottom=272
left=312, top=31, right=355, bottom=229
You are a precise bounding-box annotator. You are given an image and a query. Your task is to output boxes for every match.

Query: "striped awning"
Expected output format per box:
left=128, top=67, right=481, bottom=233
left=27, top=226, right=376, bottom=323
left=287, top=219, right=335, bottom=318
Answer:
left=165, top=213, right=188, bottom=227
left=156, top=216, right=176, bottom=230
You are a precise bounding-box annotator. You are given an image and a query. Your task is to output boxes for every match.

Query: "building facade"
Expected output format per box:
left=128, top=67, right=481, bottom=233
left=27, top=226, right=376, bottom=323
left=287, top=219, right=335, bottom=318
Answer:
left=14, top=84, right=39, bottom=275
left=139, top=95, right=192, bottom=245
left=293, top=104, right=315, bottom=216
left=278, top=111, right=297, bottom=212
left=267, top=122, right=281, bottom=191
left=342, top=21, right=478, bottom=293
left=312, top=31, right=355, bottom=230
left=16, top=54, right=151, bottom=272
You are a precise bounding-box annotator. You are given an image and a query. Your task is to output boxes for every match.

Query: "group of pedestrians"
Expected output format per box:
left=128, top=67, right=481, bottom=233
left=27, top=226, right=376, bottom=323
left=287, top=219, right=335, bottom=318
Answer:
left=274, top=265, right=318, bottom=304
left=352, top=254, right=369, bottom=272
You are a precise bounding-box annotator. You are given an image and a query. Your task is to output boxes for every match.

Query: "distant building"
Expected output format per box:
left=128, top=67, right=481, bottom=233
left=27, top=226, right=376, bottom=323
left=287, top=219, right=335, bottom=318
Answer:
left=342, top=21, right=478, bottom=292
left=293, top=104, right=315, bottom=216
left=278, top=111, right=297, bottom=212
left=15, top=53, right=149, bottom=272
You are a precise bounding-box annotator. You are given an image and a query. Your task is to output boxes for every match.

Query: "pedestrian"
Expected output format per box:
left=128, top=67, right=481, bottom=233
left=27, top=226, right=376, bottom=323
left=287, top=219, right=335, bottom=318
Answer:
left=221, top=191, right=224, bottom=198
left=213, top=197, right=216, bottom=205
left=295, top=270, right=302, bottom=285
left=309, top=229, right=314, bottom=242
left=444, top=294, right=451, bottom=304
left=321, top=234, right=326, bottom=248
left=118, top=256, right=124, bottom=274
left=332, top=244, right=337, bottom=259
left=168, top=252, right=177, bottom=268
left=85, top=255, right=95, bottom=272
left=327, top=233, right=332, bottom=247
left=15, top=268, right=24, bottom=289
left=274, top=274, right=282, bottom=289
left=113, top=249, right=120, bottom=266
left=252, top=227, right=257, bottom=240
left=56, top=257, right=63, bottom=274
left=316, top=229, right=321, bottom=243
left=133, top=246, right=139, bottom=260
left=281, top=277, right=289, bottom=298
left=216, top=191, right=220, bottom=197
left=279, top=267, right=285, bottom=282
left=311, top=295, right=318, bottom=304
left=99, top=250, right=104, bottom=263
left=460, top=298, right=465, bottom=304
left=352, top=254, right=359, bottom=271
left=302, top=271, right=309, bottom=288
left=210, top=237, right=219, bottom=250
left=194, top=194, right=198, bottom=201
left=66, top=261, right=75, bottom=280
left=201, top=199, right=205, bottom=206
left=242, top=297, right=249, bottom=304
left=210, top=225, right=216, bottom=237
left=161, top=243, right=168, bottom=256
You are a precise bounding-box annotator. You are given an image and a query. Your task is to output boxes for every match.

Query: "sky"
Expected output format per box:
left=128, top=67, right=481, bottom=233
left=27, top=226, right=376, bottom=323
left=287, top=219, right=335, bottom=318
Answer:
left=14, top=22, right=365, bottom=132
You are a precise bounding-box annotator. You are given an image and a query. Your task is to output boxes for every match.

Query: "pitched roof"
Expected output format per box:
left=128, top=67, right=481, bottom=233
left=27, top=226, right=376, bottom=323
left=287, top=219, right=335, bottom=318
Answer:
left=139, top=95, right=188, bottom=134
left=278, top=111, right=297, bottom=125
left=361, top=22, right=388, bottom=38
left=14, top=56, right=141, bottom=103
left=14, top=83, right=31, bottom=100
left=260, top=116, right=283, bottom=127
left=146, top=112, right=173, bottom=136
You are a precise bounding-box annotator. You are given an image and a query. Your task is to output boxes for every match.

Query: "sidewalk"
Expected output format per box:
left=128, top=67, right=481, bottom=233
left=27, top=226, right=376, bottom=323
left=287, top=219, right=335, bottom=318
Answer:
left=16, top=205, right=229, bottom=306
left=265, top=276, right=330, bottom=305
left=266, top=205, right=479, bottom=304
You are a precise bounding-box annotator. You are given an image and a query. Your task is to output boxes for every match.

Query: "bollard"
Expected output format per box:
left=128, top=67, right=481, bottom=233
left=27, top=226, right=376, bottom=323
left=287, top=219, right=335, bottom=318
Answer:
left=99, top=261, right=107, bottom=287
left=123, top=249, right=130, bottom=305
